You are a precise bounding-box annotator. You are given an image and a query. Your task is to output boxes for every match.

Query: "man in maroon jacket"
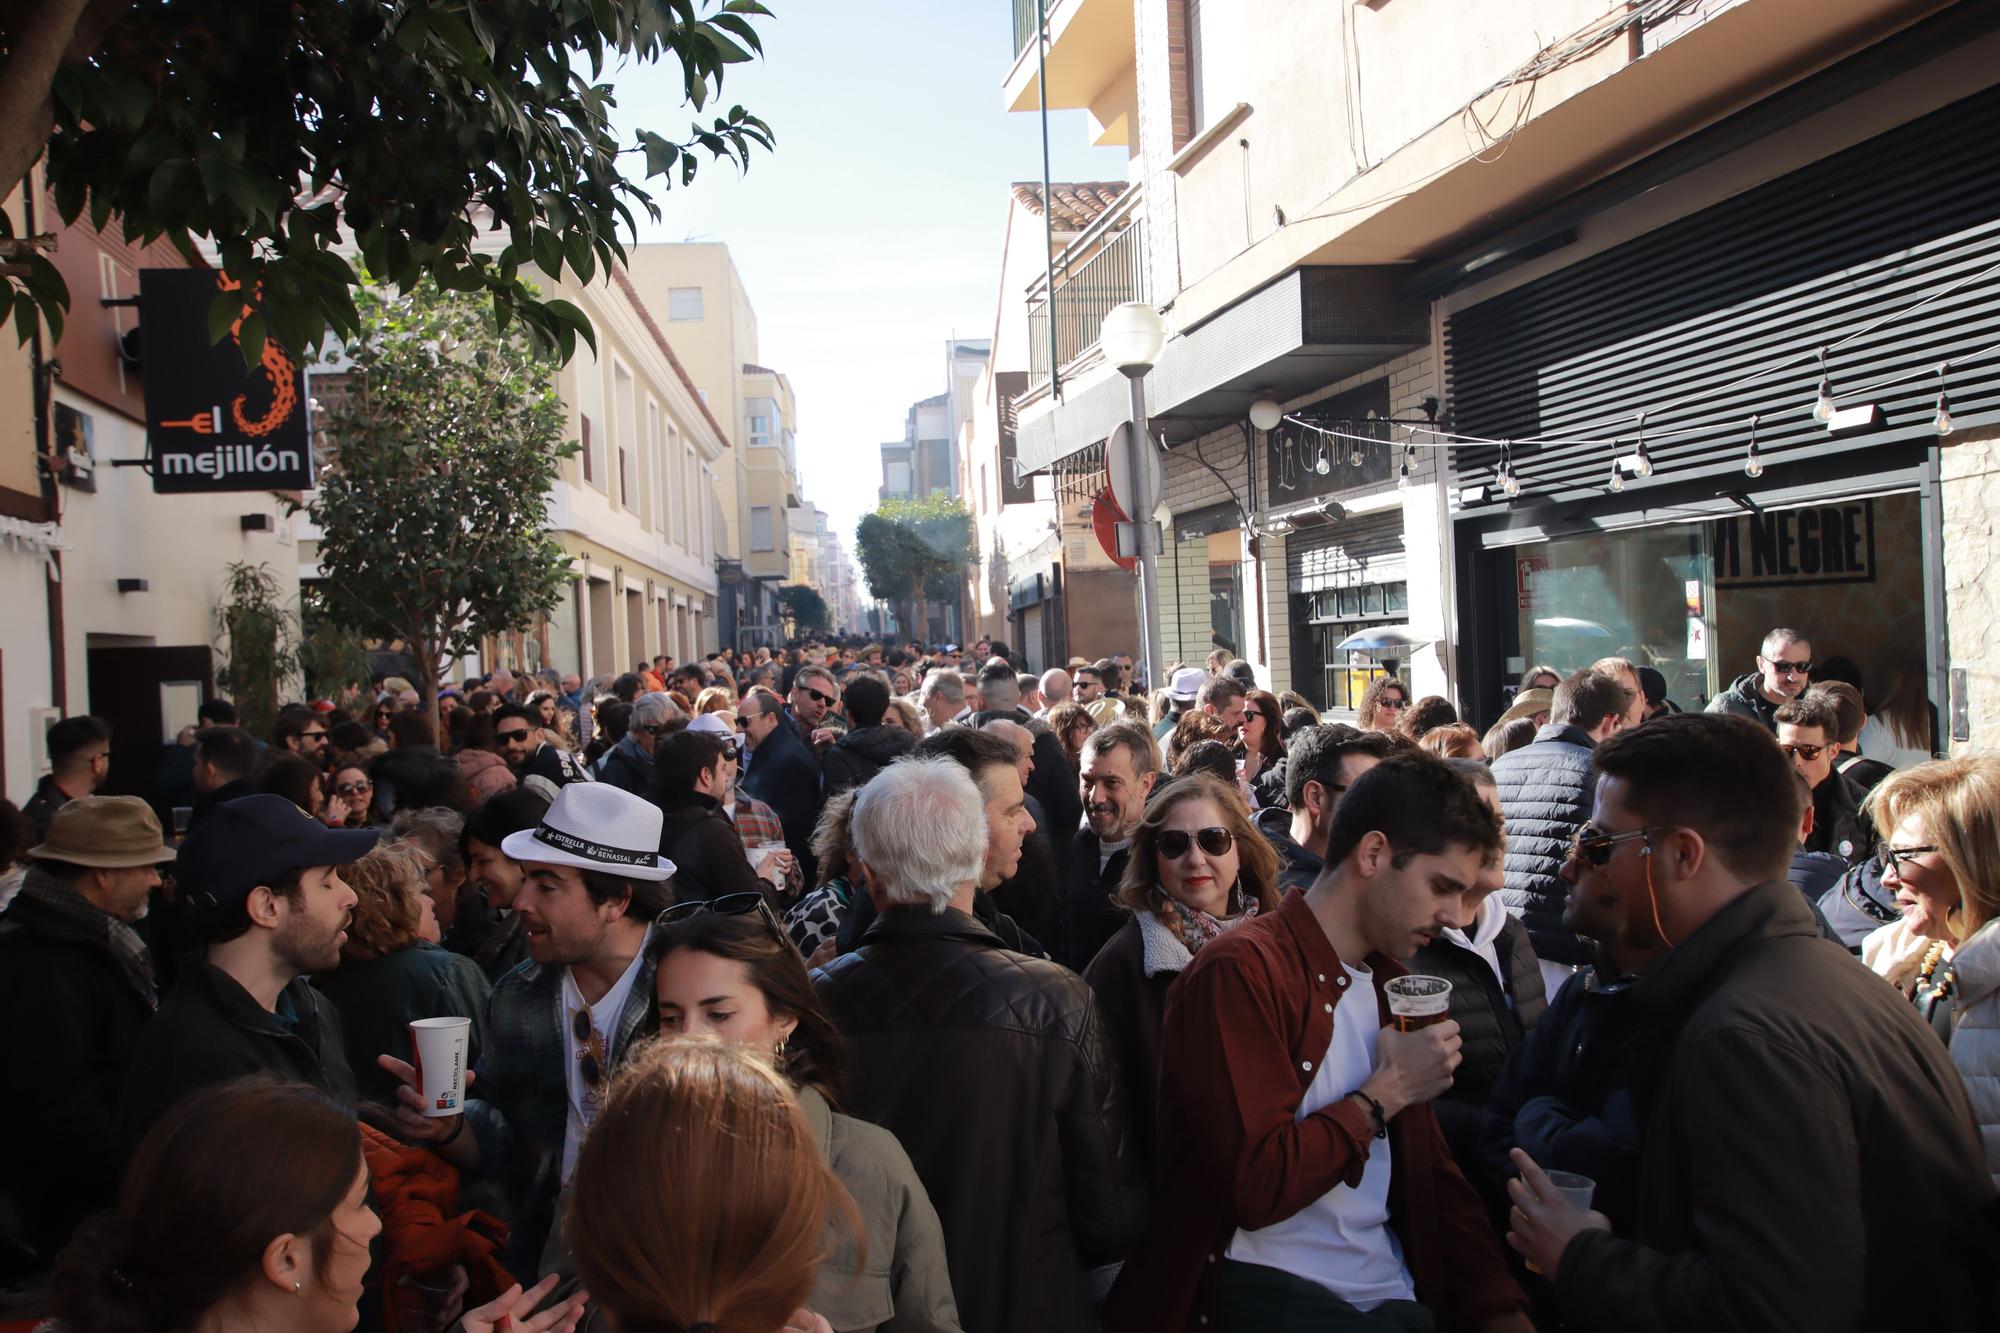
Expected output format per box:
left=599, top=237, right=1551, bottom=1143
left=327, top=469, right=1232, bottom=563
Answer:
left=1107, top=750, right=1531, bottom=1333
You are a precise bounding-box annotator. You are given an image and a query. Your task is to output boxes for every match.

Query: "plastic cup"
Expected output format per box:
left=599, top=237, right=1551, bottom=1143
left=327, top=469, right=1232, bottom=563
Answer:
left=1384, top=974, right=1453, bottom=1031
left=410, top=1017, right=472, bottom=1117
left=171, top=806, right=193, bottom=838
left=746, top=845, right=781, bottom=870
left=1525, top=1170, right=1595, bottom=1274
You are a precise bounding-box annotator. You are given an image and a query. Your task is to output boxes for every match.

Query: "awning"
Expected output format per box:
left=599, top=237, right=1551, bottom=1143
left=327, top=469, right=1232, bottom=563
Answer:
left=1015, top=266, right=1425, bottom=473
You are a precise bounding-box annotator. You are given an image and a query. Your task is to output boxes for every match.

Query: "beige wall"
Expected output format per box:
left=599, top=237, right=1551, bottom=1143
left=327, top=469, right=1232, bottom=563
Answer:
left=1942, top=430, right=2000, bottom=755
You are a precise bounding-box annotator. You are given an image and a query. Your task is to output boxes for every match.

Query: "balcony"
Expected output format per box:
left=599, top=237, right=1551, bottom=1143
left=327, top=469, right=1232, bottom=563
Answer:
left=1003, top=0, right=1136, bottom=143
left=1025, top=186, right=1145, bottom=391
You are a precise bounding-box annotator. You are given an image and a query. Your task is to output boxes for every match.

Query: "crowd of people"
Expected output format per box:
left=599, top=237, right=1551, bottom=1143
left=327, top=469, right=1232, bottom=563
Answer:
left=0, top=629, right=1994, bottom=1333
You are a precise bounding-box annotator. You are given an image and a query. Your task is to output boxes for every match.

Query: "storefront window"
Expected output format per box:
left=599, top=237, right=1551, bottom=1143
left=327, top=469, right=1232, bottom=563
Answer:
left=1294, top=580, right=1408, bottom=713
left=1208, top=531, right=1243, bottom=657
left=1512, top=525, right=1715, bottom=707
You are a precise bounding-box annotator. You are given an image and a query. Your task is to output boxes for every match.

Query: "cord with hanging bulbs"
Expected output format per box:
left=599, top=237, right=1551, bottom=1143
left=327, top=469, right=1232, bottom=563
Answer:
left=1266, top=255, right=1996, bottom=503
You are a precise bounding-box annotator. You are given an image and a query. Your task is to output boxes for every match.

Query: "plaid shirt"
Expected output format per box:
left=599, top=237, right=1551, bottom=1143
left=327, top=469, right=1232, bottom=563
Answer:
left=732, top=792, right=803, bottom=897
left=465, top=935, right=659, bottom=1211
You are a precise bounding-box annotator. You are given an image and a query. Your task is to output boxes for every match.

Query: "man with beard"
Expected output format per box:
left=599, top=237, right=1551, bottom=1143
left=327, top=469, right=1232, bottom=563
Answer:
left=1064, top=723, right=1160, bottom=970
left=120, top=795, right=376, bottom=1148
left=1259, top=725, right=1396, bottom=892
left=380, top=782, right=673, bottom=1262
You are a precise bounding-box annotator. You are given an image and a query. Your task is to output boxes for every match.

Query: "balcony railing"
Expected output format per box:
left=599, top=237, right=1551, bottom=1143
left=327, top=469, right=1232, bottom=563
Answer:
left=1026, top=197, right=1145, bottom=387
left=1011, top=0, right=1042, bottom=58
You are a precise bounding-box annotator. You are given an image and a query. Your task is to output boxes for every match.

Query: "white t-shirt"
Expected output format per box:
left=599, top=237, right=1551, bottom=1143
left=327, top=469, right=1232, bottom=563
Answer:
left=559, top=951, right=646, bottom=1181
left=1225, top=960, right=1416, bottom=1309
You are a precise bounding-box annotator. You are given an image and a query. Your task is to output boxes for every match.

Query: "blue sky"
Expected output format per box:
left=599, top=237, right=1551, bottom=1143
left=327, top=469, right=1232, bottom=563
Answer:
left=609, top=1, right=1126, bottom=549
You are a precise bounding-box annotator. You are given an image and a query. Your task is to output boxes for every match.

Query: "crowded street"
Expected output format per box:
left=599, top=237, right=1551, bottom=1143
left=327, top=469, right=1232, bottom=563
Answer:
left=2, top=2, right=1998, bottom=1332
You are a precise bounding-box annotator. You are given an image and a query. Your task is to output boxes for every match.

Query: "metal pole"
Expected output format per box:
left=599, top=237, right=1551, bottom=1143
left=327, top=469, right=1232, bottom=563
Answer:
left=1128, top=372, right=1164, bottom=694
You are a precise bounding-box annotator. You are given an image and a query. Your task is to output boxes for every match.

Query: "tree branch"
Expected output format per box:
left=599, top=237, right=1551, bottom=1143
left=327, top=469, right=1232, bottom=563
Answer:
left=0, top=0, right=131, bottom=205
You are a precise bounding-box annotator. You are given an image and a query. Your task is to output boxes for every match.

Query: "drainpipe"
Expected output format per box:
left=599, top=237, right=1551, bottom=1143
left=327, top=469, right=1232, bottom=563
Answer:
left=24, top=180, right=65, bottom=712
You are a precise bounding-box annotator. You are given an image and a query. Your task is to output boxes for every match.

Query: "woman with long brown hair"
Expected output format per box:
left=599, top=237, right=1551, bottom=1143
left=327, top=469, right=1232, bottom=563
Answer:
left=1239, top=689, right=1287, bottom=807
left=1046, top=700, right=1098, bottom=776
left=1082, top=774, right=1280, bottom=1183
left=48, top=1078, right=581, bottom=1333
left=642, top=904, right=960, bottom=1332
left=566, top=1038, right=870, bottom=1333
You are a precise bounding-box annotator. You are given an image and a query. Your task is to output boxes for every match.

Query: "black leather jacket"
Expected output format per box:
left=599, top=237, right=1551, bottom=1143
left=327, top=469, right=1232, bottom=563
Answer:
left=814, top=906, right=1145, bottom=1333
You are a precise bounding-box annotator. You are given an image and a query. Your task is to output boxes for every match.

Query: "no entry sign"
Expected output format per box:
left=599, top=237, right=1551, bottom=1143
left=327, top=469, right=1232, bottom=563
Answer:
left=139, top=268, right=313, bottom=493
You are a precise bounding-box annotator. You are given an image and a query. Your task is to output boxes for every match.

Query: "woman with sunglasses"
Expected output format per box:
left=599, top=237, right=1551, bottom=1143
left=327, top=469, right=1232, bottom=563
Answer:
left=1083, top=774, right=1279, bottom=1184
left=1238, top=689, right=1288, bottom=808
left=1858, top=759, right=2000, bottom=1046
left=1356, top=674, right=1409, bottom=734
left=644, top=899, right=962, bottom=1332
left=324, top=765, right=374, bottom=829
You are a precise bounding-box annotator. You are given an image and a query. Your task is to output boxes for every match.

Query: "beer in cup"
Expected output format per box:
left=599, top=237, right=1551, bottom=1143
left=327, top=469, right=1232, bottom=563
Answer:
left=410, top=1016, right=472, bottom=1117
left=1384, top=975, right=1453, bottom=1031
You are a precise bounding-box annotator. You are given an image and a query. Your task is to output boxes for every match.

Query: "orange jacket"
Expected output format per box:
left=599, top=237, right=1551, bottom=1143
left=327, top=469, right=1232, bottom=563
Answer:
left=360, top=1122, right=514, bottom=1332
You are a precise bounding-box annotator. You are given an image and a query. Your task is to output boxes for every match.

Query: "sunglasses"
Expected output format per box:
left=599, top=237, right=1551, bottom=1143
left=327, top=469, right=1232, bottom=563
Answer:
left=571, top=1006, right=606, bottom=1091
left=496, top=728, right=532, bottom=743
left=796, top=686, right=836, bottom=707
left=333, top=780, right=372, bottom=796
left=1767, top=660, right=1814, bottom=675
left=1158, top=827, right=1234, bottom=860
left=1778, top=742, right=1826, bottom=761
left=1569, top=825, right=1668, bottom=867
left=656, top=893, right=791, bottom=953
left=302, top=730, right=328, bottom=741
left=1377, top=696, right=1408, bottom=709
left=1879, top=842, right=1938, bottom=876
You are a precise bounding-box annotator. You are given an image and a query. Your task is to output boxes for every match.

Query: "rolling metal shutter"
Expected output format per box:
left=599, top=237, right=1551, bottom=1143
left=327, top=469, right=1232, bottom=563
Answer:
left=1446, top=85, right=2000, bottom=504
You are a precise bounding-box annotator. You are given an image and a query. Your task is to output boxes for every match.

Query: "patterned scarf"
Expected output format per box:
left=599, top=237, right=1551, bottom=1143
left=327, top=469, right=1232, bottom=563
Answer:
left=1160, top=889, right=1259, bottom=954
left=16, top=863, right=157, bottom=1008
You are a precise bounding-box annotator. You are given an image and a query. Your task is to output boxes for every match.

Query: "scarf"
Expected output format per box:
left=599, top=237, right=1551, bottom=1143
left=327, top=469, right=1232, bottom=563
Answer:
left=1159, top=889, right=1259, bottom=955
left=17, top=863, right=158, bottom=1008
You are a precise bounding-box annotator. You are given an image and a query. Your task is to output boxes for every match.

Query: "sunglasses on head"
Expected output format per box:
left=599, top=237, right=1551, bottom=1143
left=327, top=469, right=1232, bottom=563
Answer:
left=1158, top=827, right=1234, bottom=860
left=1768, top=660, right=1814, bottom=675
left=657, top=893, right=791, bottom=952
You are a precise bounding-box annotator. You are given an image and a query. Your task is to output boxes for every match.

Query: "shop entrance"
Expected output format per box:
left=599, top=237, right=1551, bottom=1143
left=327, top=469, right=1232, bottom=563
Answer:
left=1503, top=492, right=1925, bottom=713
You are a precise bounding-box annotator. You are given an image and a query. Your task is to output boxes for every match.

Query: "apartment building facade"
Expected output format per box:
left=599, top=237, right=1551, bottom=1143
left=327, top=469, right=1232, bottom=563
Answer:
left=999, top=0, right=1995, bottom=742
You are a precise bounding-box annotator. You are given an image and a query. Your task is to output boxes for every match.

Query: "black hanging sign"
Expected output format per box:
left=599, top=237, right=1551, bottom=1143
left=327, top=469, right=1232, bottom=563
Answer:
left=139, top=268, right=313, bottom=493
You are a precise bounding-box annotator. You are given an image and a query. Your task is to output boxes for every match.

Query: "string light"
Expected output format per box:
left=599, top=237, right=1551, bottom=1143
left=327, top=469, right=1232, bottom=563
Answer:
left=1349, top=443, right=1364, bottom=467
left=1813, top=346, right=1836, bottom=422
left=1934, top=362, right=1954, bottom=437
left=1630, top=412, right=1654, bottom=478
left=1397, top=443, right=1413, bottom=489
left=1314, top=440, right=1332, bottom=475
left=1497, top=441, right=1521, bottom=497
left=1744, top=414, right=1763, bottom=478
left=1606, top=457, right=1625, bottom=493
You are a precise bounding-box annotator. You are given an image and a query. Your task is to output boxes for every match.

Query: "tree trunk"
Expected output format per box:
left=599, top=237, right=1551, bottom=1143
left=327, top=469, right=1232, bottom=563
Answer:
left=0, top=0, right=132, bottom=210
left=415, top=637, right=442, bottom=746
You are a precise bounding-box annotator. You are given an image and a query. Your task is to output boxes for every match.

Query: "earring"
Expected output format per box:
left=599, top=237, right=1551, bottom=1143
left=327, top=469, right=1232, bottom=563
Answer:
left=293, top=1281, right=302, bottom=1295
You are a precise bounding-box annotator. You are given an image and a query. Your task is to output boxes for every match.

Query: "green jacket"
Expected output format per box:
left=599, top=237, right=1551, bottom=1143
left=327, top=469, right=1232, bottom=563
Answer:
left=798, top=1085, right=962, bottom=1333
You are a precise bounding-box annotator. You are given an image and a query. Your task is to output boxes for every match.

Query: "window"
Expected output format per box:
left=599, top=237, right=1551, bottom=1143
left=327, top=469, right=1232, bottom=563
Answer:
left=677, top=437, right=692, bottom=550
left=613, top=364, right=638, bottom=512
left=885, top=460, right=911, bottom=494
left=668, top=287, right=703, bottom=321
left=649, top=402, right=665, bottom=533
left=618, top=445, right=632, bottom=508
left=750, top=505, right=775, bottom=552
left=581, top=414, right=597, bottom=485
left=748, top=413, right=771, bottom=446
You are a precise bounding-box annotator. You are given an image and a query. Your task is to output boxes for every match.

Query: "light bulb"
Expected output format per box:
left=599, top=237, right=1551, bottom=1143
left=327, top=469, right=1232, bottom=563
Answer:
left=1500, top=468, right=1521, bottom=498
left=1813, top=380, right=1835, bottom=422
left=1607, top=462, right=1624, bottom=493
left=1397, top=463, right=1411, bottom=491
left=1935, top=395, right=1954, bottom=437
left=1632, top=446, right=1654, bottom=479
left=1314, top=447, right=1331, bottom=476
left=1744, top=448, right=1764, bottom=479
left=1349, top=446, right=1363, bottom=467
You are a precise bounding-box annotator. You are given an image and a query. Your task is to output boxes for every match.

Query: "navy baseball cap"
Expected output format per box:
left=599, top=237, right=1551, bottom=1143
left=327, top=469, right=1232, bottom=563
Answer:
left=177, top=794, right=379, bottom=913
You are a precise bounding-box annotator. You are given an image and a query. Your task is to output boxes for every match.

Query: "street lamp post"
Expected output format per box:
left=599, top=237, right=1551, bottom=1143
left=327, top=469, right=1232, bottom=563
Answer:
left=1101, top=301, right=1168, bottom=693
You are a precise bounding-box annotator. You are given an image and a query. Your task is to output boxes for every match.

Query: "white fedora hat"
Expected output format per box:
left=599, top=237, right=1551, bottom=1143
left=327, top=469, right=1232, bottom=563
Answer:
left=500, top=782, right=676, bottom=881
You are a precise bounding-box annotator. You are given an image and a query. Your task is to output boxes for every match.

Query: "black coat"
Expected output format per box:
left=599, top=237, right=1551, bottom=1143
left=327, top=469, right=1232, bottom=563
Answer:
left=1406, top=913, right=1546, bottom=1176
left=0, top=888, right=156, bottom=1257
left=312, top=944, right=491, bottom=1108
left=1061, top=829, right=1130, bottom=971
left=835, top=881, right=1045, bottom=959
left=821, top=724, right=917, bottom=795
left=1024, top=728, right=1084, bottom=880
left=594, top=734, right=653, bottom=795
left=121, top=960, right=356, bottom=1153
left=1255, top=805, right=1322, bottom=894
left=741, top=717, right=825, bottom=884
left=655, top=789, right=769, bottom=905
left=813, top=905, right=1146, bottom=1333
left=1080, top=914, right=1177, bottom=1190
left=22, top=774, right=73, bottom=841
left=1807, top=770, right=1873, bottom=863
left=188, top=775, right=259, bottom=829
left=1490, top=723, right=1599, bottom=966
left=444, top=889, right=532, bottom=983
left=1477, top=964, right=1648, bottom=1236
left=1817, top=855, right=1897, bottom=953
left=1702, top=672, right=1781, bottom=731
